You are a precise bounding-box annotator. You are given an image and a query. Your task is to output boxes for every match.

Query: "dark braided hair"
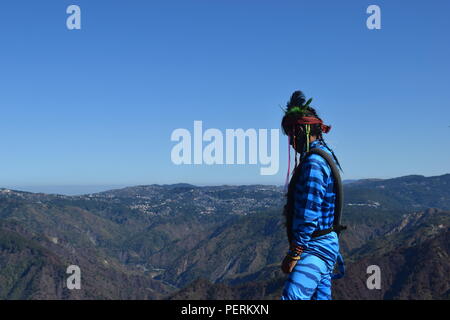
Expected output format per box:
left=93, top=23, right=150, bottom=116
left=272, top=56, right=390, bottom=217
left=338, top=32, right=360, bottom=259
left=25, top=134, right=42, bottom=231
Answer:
left=281, top=90, right=343, bottom=171
left=303, top=104, right=343, bottom=172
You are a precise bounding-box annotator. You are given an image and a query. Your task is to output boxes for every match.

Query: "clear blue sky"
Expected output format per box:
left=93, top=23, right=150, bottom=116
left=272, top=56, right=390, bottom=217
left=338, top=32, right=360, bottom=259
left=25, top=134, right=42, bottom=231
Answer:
left=1, top=0, right=449, bottom=193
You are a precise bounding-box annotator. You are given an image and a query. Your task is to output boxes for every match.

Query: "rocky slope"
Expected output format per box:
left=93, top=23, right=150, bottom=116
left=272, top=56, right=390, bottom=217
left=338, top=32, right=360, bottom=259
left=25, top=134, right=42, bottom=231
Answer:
left=169, top=208, right=450, bottom=300
left=0, top=174, right=449, bottom=299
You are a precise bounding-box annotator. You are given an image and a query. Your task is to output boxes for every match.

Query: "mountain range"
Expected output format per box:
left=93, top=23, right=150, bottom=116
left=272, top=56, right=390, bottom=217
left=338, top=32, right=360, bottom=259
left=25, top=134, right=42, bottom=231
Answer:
left=0, top=174, right=449, bottom=299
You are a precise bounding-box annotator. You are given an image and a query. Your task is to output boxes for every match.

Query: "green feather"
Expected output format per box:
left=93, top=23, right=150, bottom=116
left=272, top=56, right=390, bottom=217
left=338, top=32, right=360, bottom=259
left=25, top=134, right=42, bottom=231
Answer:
left=305, top=98, right=313, bottom=107
left=288, top=106, right=301, bottom=114
left=283, top=96, right=314, bottom=116
left=286, top=106, right=308, bottom=116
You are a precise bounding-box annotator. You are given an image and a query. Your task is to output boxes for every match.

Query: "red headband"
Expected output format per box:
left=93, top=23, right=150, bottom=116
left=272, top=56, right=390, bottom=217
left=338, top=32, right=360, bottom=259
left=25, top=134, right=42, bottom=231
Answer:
left=285, top=116, right=332, bottom=134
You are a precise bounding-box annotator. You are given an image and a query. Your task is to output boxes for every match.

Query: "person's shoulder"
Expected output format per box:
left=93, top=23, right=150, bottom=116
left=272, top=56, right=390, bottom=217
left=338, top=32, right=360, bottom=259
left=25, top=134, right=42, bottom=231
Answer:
left=302, top=154, right=322, bottom=168
left=303, top=150, right=328, bottom=167
left=303, top=150, right=332, bottom=177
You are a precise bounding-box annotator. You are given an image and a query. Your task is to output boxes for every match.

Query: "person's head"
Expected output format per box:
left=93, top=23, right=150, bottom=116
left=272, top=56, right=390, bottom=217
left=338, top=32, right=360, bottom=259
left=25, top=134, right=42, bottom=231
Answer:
left=281, top=90, right=330, bottom=154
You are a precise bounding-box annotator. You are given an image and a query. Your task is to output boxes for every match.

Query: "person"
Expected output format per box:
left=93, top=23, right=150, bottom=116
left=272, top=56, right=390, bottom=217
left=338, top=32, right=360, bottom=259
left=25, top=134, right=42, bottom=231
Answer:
left=279, top=90, right=344, bottom=300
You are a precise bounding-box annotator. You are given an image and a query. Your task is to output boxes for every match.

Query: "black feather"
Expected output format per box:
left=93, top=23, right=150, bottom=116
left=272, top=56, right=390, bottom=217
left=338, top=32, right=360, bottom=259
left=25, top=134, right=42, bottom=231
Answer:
left=286, top=90, right=306, bottom=111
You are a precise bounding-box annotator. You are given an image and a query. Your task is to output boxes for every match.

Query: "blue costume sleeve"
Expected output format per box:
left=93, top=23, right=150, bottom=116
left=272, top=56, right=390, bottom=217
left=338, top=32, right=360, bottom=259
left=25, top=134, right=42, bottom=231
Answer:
left=291, top=155, right=329, bottom=249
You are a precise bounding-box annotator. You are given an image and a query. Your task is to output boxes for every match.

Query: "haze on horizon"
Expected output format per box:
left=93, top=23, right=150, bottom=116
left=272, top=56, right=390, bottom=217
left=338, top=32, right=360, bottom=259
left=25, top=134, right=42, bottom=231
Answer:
left=3, top=172, right=449, bottom=196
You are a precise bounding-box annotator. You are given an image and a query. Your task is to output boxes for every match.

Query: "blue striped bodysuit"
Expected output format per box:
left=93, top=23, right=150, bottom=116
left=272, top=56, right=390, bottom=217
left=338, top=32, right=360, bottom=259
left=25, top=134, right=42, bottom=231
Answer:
left=281, top=139, right=343, bottom=300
